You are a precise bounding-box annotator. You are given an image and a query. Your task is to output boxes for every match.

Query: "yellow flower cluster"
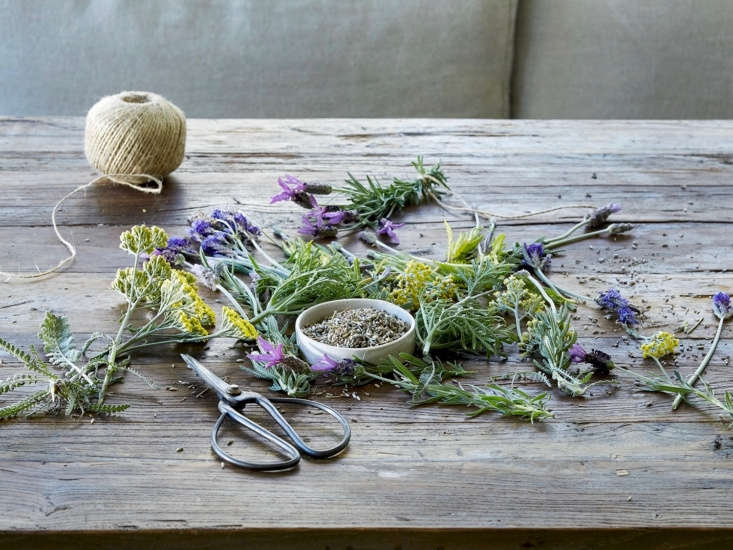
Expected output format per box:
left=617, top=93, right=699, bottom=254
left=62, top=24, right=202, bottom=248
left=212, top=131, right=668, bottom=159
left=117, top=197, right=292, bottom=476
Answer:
left=119, top=225, right=168, bottom=255
left=497, top=275, right=543, bottom=313
left=640, top=331, right=679, bottom=359
left=388, top=260, right=433, bottom=308
left=388, top=261, right=458, bottom=309
left=173, top=310, right=208, bottom=336
left=171, top=271, right=216, bottom=328
left=221, top=306, right=258, bottom=340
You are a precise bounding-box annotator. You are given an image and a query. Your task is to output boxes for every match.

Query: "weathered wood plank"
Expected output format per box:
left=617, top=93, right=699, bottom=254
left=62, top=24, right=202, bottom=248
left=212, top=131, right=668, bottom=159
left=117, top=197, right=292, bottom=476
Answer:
left=1, top=118, right=733, bottom=544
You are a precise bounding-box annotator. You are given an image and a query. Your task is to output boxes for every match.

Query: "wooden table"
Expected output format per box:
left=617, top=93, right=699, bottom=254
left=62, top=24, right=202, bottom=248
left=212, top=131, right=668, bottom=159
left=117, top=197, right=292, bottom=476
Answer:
left=1, top=119, right=733, bottom=549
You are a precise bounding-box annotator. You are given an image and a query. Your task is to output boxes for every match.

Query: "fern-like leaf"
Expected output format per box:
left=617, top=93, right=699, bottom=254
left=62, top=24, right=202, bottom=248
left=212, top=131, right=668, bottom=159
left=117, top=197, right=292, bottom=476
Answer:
left=0, top=390, right=50, bottom=420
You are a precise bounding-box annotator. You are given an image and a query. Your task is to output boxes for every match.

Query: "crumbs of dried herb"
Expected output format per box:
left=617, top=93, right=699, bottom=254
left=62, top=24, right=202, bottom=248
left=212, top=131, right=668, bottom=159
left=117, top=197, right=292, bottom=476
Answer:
left=304, top=307, right=408, bottom=348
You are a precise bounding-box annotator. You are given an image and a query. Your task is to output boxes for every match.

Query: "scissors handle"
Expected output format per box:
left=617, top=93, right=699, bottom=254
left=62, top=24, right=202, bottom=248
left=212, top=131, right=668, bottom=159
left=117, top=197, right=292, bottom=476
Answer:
left=263, top=396, right=351, bottom=459
left=211, top=396, right=351, bottom=471
left=213, top=402, right=301, bottom=471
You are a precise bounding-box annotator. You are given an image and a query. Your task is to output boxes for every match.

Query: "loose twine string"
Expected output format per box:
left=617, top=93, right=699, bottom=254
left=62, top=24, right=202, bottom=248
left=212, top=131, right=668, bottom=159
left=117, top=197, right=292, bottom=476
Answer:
left=430, top=189, right=595, bottom=221
left=1, top=90, right=184, bottom=283
left=0, top=174, right=162, bottom=282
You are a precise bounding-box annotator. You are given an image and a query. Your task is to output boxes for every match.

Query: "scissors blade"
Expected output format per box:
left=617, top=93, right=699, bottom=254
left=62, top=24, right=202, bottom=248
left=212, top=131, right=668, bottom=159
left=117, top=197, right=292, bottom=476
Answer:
left=180, top=353, right=242, bottom=403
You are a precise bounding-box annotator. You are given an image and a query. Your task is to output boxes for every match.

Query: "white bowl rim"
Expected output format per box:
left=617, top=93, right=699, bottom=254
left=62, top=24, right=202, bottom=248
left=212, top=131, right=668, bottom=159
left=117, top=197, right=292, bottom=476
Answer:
left=295, top=298, right=416, bottom=353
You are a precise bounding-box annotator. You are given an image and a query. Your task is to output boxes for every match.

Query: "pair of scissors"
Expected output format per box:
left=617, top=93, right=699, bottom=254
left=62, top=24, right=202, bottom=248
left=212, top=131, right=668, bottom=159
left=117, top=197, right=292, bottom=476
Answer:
left=180, top=354, right=351, bottom=471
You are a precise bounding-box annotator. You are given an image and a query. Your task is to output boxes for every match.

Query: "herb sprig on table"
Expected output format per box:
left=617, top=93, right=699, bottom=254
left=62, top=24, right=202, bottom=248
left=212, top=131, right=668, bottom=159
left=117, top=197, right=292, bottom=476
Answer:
left=0, top=226, right=256, bottom=418
left=4, top=158, right=733, bottom=429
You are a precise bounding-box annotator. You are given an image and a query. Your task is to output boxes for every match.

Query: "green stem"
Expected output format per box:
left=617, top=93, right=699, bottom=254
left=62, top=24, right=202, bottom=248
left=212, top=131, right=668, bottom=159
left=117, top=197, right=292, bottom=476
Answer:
left=544, top=219, right=589, bottom=245
left=513, top=304, right=523, bottom=342
left=99, top=252, right=141, bottom=402
left=545, top=227, right=611, bottom=250
left=532, top=267, right=589, bottom=303
left=672, top=316, right=725, bottom=410
left=520, top=270, right=557, bottom=316
left=651, top=356, right=671, bottom=380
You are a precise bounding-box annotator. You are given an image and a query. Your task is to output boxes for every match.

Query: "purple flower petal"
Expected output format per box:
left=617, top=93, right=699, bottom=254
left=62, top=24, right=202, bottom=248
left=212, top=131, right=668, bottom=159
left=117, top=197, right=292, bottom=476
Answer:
left=569, top=343, right=587, bottom=363
left=310, top=354, right=340, bottom=372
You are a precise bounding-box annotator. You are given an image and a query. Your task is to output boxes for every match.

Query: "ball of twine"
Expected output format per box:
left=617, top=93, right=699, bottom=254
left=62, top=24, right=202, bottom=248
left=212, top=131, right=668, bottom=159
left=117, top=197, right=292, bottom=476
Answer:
left=84, top=91, right=186, bottom=192
left=2, top=91, right=186, bottom=281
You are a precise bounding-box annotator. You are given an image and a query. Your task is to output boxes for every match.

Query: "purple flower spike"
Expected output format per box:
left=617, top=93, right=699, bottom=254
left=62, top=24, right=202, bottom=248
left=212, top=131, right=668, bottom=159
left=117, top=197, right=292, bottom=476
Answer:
left=201, top=235, right=227, bottom=256
left=271, top=175, right=307, bottom=204
left=310, top=354, right=340, bottom=372
left=522, top=242, right=551, bottom=270
left=569, top=343, right=587, bottom=363
left=247, top=337, right=285, bottom=368
left=154, top=237, right=196, bottom=263
left=713, top=292, right=732, bottom=319
left=586, top=203, right=622, bottom=230
left=377, top=218, right=404, bottom=244
left=298, top=215, right=319, bottom=237
left=595, top=288, right=639, bottom=327
left=189, top=219, right=212, bottom=238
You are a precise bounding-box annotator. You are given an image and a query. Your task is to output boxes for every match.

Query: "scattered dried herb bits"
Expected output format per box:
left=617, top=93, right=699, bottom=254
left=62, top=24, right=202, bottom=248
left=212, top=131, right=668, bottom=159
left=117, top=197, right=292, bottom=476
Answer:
left=304, top=307, right=408, bottom=348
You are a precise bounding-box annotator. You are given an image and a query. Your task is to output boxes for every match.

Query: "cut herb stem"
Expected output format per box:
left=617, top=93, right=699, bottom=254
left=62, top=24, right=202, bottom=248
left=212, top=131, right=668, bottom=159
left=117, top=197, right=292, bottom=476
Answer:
left=672, top=315, right=725, bottom=410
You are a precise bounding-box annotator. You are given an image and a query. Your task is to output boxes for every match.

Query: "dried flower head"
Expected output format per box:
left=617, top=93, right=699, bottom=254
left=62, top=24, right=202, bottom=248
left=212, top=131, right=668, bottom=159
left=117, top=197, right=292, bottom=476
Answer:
left=220, top=306, right=258, bottom=340
left=521, top=242, right=551, bottom=270
left=713, top=292, right=732, bottom=320
left=586, top=203, right=621, bottom=230
left=247, top=337, right=286, bottom=368
left=377, top=218, right=404, bottom=244
left=596, top=288, right=639, bottom=326
left=120, top=225, right=168, bottom=255
left=640, top=331, right=679, bottom=359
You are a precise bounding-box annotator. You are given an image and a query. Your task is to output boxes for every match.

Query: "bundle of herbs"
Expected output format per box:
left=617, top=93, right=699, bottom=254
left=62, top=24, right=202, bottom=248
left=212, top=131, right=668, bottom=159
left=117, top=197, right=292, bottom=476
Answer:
left=3, top=158, right=732, bottom=429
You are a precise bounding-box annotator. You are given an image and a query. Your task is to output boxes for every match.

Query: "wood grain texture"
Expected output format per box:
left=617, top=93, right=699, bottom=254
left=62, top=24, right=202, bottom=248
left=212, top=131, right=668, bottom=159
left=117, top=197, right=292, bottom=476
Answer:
left=1, top=118, right=733, bottom=548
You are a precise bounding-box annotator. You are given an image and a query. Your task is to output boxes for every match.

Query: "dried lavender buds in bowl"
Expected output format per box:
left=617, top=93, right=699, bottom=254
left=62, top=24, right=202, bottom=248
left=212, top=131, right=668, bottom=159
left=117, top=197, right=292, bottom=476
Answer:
left=303, top=307, right=408, bottom=348
left=295, top=299, right=416, bottom=365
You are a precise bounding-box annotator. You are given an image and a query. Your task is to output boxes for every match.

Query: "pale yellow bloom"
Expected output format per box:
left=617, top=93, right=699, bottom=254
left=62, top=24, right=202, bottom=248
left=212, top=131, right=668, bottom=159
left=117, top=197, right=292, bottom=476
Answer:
left=641, top=331, right=679, bottom=359
left=220, top=306, right=258, bottom=340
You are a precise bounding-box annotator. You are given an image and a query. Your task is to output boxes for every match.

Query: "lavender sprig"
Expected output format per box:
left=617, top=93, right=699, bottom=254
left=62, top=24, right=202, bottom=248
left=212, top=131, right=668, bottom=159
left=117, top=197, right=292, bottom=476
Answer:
left=671, top=292, right=732, bottom=410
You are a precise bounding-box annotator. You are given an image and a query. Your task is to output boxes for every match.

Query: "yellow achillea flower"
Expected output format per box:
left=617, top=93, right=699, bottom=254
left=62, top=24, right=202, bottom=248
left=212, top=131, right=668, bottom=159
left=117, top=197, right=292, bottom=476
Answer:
left=174, top=311, right=208, bottom=336
left=428, top=275, right=459, bottom=302
left=170, top=271, right=216, bottom=327
left=221, top=306, right=258, bottom=340
left=389, top=260, right=434, bottom=307
left=640, top=331, right=679, bottom=359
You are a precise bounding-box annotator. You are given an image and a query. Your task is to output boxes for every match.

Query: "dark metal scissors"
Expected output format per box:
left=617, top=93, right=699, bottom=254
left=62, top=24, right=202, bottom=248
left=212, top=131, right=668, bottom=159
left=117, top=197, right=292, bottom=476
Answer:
left=181, top=354, right=351, bottom=471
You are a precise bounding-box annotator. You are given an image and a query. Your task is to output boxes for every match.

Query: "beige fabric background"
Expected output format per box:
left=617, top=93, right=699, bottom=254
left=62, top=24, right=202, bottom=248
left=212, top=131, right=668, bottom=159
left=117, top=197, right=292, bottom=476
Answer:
left=0, top=0, right=517, bottom=117
left=513, top=0, right=733, bottom=118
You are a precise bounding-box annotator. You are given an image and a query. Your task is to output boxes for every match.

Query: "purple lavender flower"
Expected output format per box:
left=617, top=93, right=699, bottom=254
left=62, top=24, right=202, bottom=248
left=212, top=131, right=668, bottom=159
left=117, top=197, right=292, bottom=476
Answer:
left=310, top=354, right=340, bottom=372
left=201, top=235, right=227, bottom=256
left=586, top=203, right=622, bottom=230
left=713, top=292, right=732, bottom=319
left=189, top=219, right=212, bottom=238
left=153, top=237, right=196, bottom=263
left=521, top=242, right=551, bottom=270
left=247, top=337, right=285, bottom=368
left=595, top=288, right=639, bottom=326
left=377, top=218, right=404, bottom=244
left=569, top=343, right=587, bottom=363
left=298, top=215, right=320, bottom=237
left=320, top=208, right=346, bottom=225
left=298, top=203, right=344, bottom=239
left=270, top=175, right=307, bottom=204
left=310, top=354, right=356, bottom=374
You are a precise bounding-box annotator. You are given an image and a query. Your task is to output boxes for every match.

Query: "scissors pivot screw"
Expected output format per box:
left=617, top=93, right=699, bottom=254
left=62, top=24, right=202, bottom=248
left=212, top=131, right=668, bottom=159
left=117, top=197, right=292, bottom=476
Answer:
left=226, top=384, right=242, bottom=395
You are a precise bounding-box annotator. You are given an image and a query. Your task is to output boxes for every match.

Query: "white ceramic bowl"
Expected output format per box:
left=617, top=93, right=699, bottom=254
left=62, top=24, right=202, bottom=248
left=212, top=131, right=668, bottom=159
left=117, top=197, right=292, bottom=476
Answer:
left=295, top=298, right=416, bottom=365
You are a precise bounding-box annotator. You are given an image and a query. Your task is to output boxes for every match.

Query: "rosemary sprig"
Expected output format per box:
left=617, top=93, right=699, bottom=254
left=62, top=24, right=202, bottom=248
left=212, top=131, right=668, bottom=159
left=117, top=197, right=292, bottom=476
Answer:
left=361, top=354, right=552, bottom=422
left=617, top=366, right=733, bottom=426
left=339, top=156, right=449, bottom=228
left=415, top=294, right=512, bottom=356
left=523, top=302, right=592, bottom=397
